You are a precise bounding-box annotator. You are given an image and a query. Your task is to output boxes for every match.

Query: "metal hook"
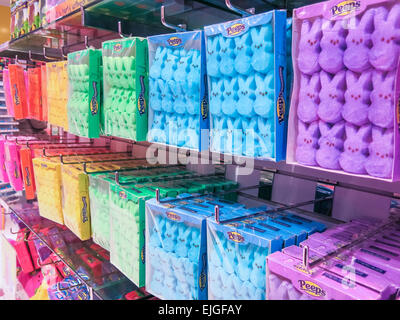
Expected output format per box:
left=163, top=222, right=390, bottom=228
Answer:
left=156, top=188, right=160, bottom=202
left=302, top=245, right=309, bottom=271
left=225, top=0, right=255, bottom=17
left=118, top=21, right=132, bottom=38
left=10, top=227, right=22, bottom=234
left=214, top=205, right=220, bottom=223
left=37, top=258, right=61, bottom=267
left=84, top=36, right=89, bottom=49
left=160, top=5, right=187, bottom=32
left=61, top=47, right=68, bottom=59
left=43, top=47, right=58, bottom=61
left=115, top=171, right=120, bottom=185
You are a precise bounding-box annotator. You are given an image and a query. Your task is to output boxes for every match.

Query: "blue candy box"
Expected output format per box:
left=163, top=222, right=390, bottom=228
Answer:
left=204, top=10, right=288, bottom=160
left=147, top=30, right=209, bottom=151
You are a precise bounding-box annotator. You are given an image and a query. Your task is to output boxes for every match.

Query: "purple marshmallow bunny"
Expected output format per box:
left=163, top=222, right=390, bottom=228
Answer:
left=339, top=124, right=371, bottom=174
left=365, top=127, right=394, bottom=179
left=298, top=18, right=322, bottom=75
left=296, top=120, right=319, bottom=166
left=343, top=8, right=374, bottom=73
left=318, top=70, right=346, bottom=123
left=368, top=70, right=395, bottom=129
left=369, top=5, right=400, bottom=71
left=297, top=73, right=320, bottom=123
left=342, top=70, right=372, bottom=126
left=319, top=19, right=346, bottom=74
left=316, top=120, right=345, bottom=170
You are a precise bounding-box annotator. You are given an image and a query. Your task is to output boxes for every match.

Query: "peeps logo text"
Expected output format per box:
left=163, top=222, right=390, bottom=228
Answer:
left=166, top=211, right=181, bottom=221
left=90, top=81, right=98, bottom=115
left=119, top=191, right=126, bottom=199
left=201, top=96, right=208, bottom=120
left=13, top=84, right=20, bottom=106
left=227, top=231, right=244, bottom=243
left=24, top=167, right=31, bottom=186
left=138, top=75, right=146, bottom=115
left=277, top=66, right=285, bottom=123
left=298, top=280, right=326, bottom=297
left=167, top=36, right=182, bottom=47
left=226, top=23, right=246, bottom=36
left=82, top=196, right=88, bottom=223
left=331, top=0, right=361, bottom=17
left=113, top=43, right=122, bottom=52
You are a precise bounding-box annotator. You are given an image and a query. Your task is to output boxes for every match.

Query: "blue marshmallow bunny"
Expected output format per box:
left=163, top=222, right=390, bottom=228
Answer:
left=164, top=274, right=176, bottom=299
left=163, top=220, right=178, bottom=252
left=150, top=269, right=164, bottom=295
left=211, top=116, right=227, bottom=153
left=173, top=50, right=191, bottom=92
left=149, top=215, right=166, bottom=248
left=149, top=78, right=162, bottom=112
left=150, top=46, right=168, bottom=79
left=254, top=72, right=274, bottom=118
left=222, top=77, right=238, bottom=117
left=187, top=50, right=201, bottom=94
left=250, top=248, right=267, bottom=288
left=176, top=115, right=188, bottom=147
left=242, top=118, right=258, bottom=157
left=210, top=78, right=224, bottom=116
left=150, top=111, right=166, bottom=143
left=237, top=75, right=256, bottom=116
left=188, top=228, right=201, bottom=262
left=257, top=118, right=275, bottom=158
left=250, top=24, right=274, bottom=73
left=161, top=50, right=179, bottom=81
left=158, top=79, right=173, bottom=113
left=206, top=35, right=221, bottom=78
left=219, top=37, right=237, bottom=77
left=234, top=32, right=253, bottom=75
left=226, top=118, right=243, bottom=155
left=237, top=244, right=253, bottom=282
left=165, top=113, right=178, bottom=146
left=175, top=224, right=191, bottom=258
left=173, top=83, right=187, bottom=114
left=187, top=116, right=199, bottom=149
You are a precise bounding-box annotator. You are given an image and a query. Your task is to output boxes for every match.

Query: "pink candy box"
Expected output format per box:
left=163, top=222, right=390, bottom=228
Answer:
left=0, top=137, right=9, bottom=183
left=3, top=69, right=15, bottom=117
left=267, top=250, right=384, bottom=300
left=4, top=141, right=24, bottom=191
left=287, top=0, right=400, bottom=182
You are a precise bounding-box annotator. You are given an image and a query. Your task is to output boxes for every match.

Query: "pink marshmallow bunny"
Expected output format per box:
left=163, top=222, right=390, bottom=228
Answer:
left=369, top=5, right=400, bottom=71
left=296, top=120, right=319, bottom=166
left=368, top=70, right=395, bottom=129
left=343, top=8, right=375, bottom=73
left=298, top=18, right=322, bottom=75
left=297, top=73, right=320, bottom=123
left=318, top=70, right=345, bottom=123
left=316, top=120, right=345, bottom=170
left=365, top=126, right=394, bottom=179
left=319, top=19, right=346, bottom=74
left=342, top=70, right=372, bottom=126
left=339, top=124, right=371, bottom=174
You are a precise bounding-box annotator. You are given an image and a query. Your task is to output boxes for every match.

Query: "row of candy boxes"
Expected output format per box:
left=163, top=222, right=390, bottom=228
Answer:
left=298, top=5, right=400, bottom=75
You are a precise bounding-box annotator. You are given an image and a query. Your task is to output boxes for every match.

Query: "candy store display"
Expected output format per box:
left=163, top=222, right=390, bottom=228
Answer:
left=147, top=30, right=209, bottom=150
left=287, top=0, right=400, bottom=181
left=204, top=10, right=288, bottom=160
left=67, top=48, right=103, bottom=138
left=102, top=37, right=148, bottom=140
left=267, top=217, right=400, bottom=300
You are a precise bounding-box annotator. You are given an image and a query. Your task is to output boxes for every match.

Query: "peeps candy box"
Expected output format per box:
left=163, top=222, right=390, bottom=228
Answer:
left=147, top=30, right=209, bottom=151
left=3, top=69, right=15, bottom=117
left=67, top=48, right=103, bottom=138
left=204, top=10, right=288, bottom=160
left=8, top=64, right=28, bottom=119
left=27, top=67, right=42, bottom=120
left=41, top=64, right=48, bottom=121
left=4, top=140, right=24, bottom=191
left=88, top=166, right=188, bottom=251
left=0, top=137, right=9, bottom=183
left=287, top=0, right=400, bottom=181
left=102, top=37, right=148, bottom=140
left=47, top=61, right=69, bottom=130
left=146, top=195, right=215, bottom=300
left=61, top=159, right=149, bottom=241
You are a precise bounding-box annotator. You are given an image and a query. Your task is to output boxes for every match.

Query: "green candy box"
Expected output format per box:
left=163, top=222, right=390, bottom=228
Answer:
left=67, top=48, right=103, bottom=138
left=102, top=37, right=149, bottom=140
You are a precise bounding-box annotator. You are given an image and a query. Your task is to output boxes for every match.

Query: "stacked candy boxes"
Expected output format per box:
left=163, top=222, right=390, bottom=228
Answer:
left=32, top=149, right=112, bottom=225
left=204, top=10, right=288, bottom=160
left=206, top=204, right=326, bottom=300
left=102, top=37, right=148, bottom=140
left=111, top=173, right=237, bottom=288
left=267, top=218, right=400, bottom=300
left=47, top=61, right=69, bottom=130
left=147, top=30, right=209, bottom=151
left=287, top=0, right=400, bottom=181
left=88, top=166, right=190, bottom=251
left=67, top=48, right=103, bottom=138
left=60, top=158, right=150, bottom=241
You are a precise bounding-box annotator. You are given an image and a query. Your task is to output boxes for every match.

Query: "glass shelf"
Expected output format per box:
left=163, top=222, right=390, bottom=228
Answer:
left=2, top=194, right=152, bottom=300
